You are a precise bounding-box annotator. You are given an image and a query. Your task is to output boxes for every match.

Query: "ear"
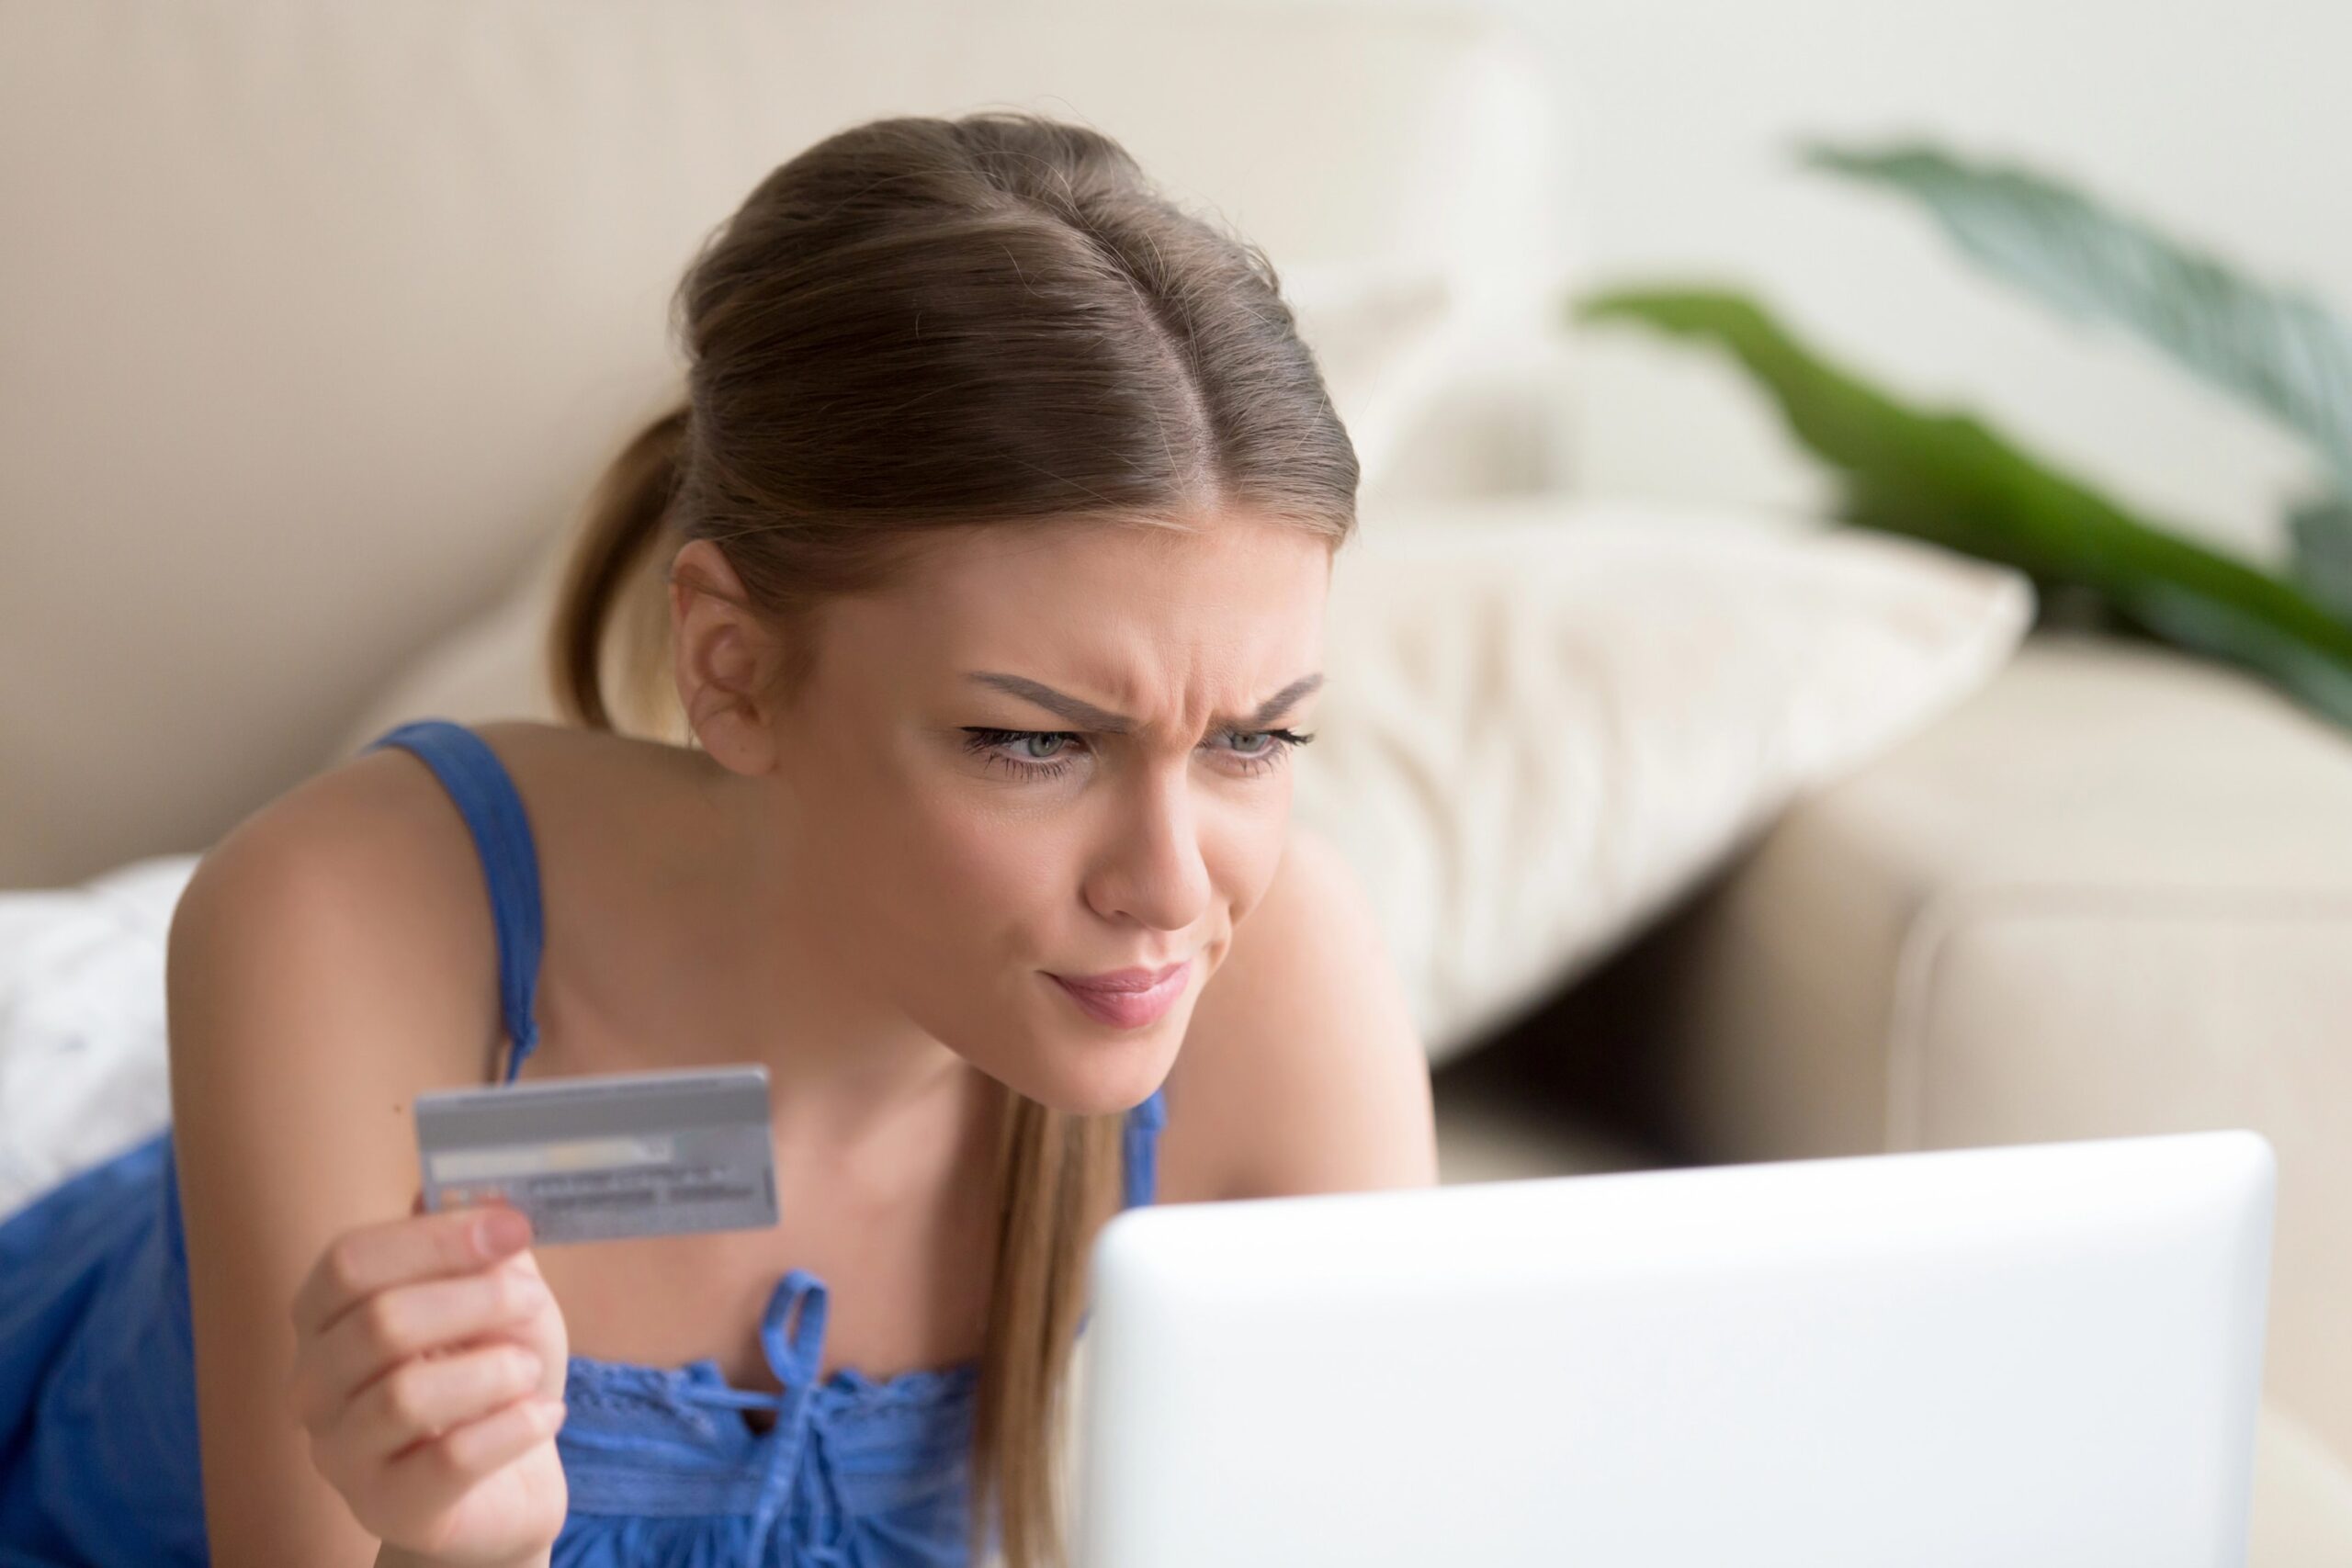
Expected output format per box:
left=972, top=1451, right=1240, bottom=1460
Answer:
left=667, top=537, right=794, bottom=776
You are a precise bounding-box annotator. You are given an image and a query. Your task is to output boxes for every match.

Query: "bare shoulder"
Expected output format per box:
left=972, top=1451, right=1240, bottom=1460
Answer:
left=180, top=728, right=525, bottom=1083
left=1156, top=825, right=1437, bottom=1204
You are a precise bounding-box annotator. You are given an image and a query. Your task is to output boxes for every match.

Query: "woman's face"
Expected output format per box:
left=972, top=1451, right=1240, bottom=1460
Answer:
left=740, top=513, right=1332, bottom=1116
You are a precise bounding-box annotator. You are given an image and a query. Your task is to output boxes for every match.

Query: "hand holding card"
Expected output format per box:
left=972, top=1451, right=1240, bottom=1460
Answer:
left=288, top=1183, right=570, bottom=1559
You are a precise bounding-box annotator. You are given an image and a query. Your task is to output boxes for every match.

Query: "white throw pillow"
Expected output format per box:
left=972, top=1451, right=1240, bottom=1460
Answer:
left=0, top=852, right=194, bottom=1219
left=1296, top=494, right=2032, bottom=1063
left=329, top=491, right=2032, bottom=1067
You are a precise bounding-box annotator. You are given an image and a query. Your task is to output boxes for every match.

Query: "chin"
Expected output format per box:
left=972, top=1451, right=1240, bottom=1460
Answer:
left=986, top=1006, right=1185, bottom=1119
left=922, top=967, right=1190, bottom=1116
left=1055, top=1059, right=1171, bottom=1118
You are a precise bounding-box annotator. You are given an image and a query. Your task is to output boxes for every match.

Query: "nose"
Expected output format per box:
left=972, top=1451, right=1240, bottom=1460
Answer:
left=1083, top=759, right=1213, bottom=936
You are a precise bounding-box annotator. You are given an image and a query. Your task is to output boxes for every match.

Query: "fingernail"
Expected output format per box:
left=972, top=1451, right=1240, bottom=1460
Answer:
left=477, top=1207, right=532, bottom=1255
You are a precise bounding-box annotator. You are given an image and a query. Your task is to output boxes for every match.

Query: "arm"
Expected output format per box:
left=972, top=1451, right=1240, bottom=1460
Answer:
left=168, top=783, right=502, bottom=1562
left=1160, top=826, right=1438, bottom=1203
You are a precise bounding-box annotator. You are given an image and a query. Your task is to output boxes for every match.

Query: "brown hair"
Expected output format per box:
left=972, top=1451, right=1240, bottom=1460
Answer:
left=547, top=110, right=1357, bottom=1566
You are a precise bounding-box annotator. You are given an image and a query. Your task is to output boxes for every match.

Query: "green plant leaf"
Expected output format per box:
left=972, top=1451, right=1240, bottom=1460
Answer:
left=1795, top=139, right=2352, bottom=491
left=2288, top=493, right=2352, bottom=625
left=1576, top=285, right=2352, bottom=731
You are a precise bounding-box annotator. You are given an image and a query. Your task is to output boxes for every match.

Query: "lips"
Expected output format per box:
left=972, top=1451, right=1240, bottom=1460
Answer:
left=1046, top=957, right=1193, bottom=1029
left=1057, top=959, right=1189, bottom=991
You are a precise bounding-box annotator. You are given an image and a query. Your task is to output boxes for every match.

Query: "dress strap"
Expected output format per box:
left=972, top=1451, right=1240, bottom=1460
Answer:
left=748, top=1269, right=836, bottom=1558
left=1121, top=1084, right=1168, bottom=1211
left=363, top=719, right=546, bottom=1082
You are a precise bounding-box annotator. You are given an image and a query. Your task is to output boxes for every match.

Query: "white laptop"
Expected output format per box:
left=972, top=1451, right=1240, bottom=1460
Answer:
left=1073, top=1129, right=2276, bottom=1568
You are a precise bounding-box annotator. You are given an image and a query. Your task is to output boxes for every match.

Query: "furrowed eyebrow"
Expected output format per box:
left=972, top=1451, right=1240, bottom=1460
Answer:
left=965, top=671, right=1323, bottom=735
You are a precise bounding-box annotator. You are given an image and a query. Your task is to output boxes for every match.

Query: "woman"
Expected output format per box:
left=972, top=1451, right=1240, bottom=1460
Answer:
left=0, top=110, right=1433, bottom=1567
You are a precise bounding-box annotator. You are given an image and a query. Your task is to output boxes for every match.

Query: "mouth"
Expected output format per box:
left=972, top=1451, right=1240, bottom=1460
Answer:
left=1044, top=957, right=1193, bottom=1030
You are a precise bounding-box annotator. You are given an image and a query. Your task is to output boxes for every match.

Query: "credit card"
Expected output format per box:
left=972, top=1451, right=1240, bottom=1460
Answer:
left=414, top=1065, right=779, bottom=1246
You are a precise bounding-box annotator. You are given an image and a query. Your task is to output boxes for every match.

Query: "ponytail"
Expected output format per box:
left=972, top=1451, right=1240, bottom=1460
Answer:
left=548, top=403, right=689, bottom=734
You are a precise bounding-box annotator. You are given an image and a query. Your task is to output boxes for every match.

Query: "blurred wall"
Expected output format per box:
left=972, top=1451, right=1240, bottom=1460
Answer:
left=1453, top=0, right=2346, bottom=566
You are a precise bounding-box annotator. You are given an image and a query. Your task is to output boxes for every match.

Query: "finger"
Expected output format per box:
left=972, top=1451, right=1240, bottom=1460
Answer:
left=290, top=1201, right=533, bottom=1340
left=299, top=1267, right=550, bottom=1426
left=379, top=1394, right=567, bottom=1515
left=347, top=1341, right=548, bottom=1461
left=433, top=1393, right=567, bottom=1474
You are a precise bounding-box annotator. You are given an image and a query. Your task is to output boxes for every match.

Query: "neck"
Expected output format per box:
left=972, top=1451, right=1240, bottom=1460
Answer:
left=684, top=751, right=989, bottom=1152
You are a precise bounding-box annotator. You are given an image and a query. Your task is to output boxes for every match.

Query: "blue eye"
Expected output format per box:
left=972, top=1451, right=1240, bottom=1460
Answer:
left=958, top=727, right=1315, bottom=782
left=1216, top=728, right=1315, bottom=775
left=1008, top=732, right=1075, bottom=761
left=962, top=728, right=1087, bottom=780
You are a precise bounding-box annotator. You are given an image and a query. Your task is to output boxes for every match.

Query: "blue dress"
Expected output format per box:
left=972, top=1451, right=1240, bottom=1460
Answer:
left=0, top=717, right=1169, bottom=1566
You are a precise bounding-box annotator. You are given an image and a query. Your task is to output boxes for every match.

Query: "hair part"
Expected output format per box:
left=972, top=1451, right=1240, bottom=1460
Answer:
left=547, top=109, right=1356, bottom=1566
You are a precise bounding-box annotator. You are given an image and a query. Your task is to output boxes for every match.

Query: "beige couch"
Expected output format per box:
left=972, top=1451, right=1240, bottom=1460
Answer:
left=1441, top=627, right=2352, bottom=1562
left=3, top=0, right=2345, bottom=1561
left=1658, top=630, right=2352, bottom=1561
